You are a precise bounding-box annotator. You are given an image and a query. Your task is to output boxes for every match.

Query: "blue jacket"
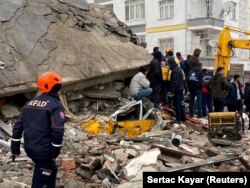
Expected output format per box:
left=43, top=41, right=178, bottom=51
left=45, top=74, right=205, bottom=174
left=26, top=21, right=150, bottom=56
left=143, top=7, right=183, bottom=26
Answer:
left=226, top=82, right=243, bottom=106
left=187, top=66, right=203, bottom=92
left=11, top=93, right=65, bottom=161
left=226, top=83, right=237, bottom=106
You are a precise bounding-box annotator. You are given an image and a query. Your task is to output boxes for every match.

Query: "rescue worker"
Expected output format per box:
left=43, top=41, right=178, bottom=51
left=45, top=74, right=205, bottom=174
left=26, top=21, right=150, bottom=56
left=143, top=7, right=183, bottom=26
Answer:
left=161, top=60, right=170, bottom=105
left=187, top=63, right=203, bottom=118
left=11, top=71, right=65, bottom=188
left=201, top=68, right=213, bottom=117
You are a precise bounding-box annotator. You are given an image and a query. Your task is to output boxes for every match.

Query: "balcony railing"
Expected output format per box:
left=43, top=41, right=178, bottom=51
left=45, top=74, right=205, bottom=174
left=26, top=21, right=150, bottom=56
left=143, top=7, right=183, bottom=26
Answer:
left=188, top=0, right=223, bottom=20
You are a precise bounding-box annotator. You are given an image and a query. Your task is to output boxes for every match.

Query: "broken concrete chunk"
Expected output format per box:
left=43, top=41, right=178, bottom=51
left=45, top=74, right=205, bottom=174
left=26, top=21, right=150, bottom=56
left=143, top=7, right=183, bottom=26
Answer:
left=124, top=148, right=161, bottom=180
left=76, top=167, right=92, bottom=180
left=82, top=84, right=121, bottom=99
left=180, top=156, right=194, bottom=164
left=210, top=139, right=233, bottom=146
left=0, top=0, right=25, bottom=22
left=64, top=125, right=87, bottom=142
left=0, top=120, right=12, bottom=136
left=131, top=165, right=158, bottom=182
left=205, top=148, right=220, bottom=157
left=64, top=180, right=83, bottom=188
left=0, top=169, right=4, bottom=183
left=0, top=180, right=27, bottom=188
left=0, top=104, right=20, bottom=120
left=125, top=148, right=139, bottom=158
left=104, top=152, right=116, bottom=162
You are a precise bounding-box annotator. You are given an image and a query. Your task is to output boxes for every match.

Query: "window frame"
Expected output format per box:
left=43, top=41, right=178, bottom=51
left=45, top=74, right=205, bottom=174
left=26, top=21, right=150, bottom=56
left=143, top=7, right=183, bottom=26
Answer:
left=159, top=38, right=174, bottom=54
left=125, top=0, right=145, bottom=21
left=159, top=0, right=174, bottom=20
left=230, top=2, right=237, bottom=21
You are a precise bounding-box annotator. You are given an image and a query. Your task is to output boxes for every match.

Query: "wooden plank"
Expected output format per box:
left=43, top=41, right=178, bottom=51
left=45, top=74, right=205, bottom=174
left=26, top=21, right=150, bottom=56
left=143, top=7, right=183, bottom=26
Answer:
left=162, top=107, right=209, bottom=129
left=164, top=155, right=241, bottom=172
left=239, top=157, right=250, bottom=170
left=210, top=139, right=232, bottom=146
left=151, top=144, right=204, bottom=159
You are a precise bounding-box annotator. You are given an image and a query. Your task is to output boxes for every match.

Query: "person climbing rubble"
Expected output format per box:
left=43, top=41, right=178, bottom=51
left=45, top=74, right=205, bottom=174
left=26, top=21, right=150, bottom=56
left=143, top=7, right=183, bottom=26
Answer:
left=11, top=71, right=65, bottom=188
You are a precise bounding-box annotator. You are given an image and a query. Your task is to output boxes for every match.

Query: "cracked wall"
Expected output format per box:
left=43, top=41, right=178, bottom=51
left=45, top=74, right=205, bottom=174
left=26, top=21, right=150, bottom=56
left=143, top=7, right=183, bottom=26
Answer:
left=0, top=0, right=151, bottom=97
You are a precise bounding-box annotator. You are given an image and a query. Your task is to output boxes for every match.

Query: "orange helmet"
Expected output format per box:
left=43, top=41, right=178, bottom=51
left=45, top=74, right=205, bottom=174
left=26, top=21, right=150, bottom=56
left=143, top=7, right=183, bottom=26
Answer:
left=165, top=48, right=173, bottom=53
left=37, top=71, right=63, bottom=93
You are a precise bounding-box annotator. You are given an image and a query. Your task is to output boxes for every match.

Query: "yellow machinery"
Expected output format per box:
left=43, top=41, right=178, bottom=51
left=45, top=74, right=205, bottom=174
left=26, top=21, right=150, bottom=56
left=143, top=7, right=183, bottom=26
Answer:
left=82, top=100, right=161, bottom=138
left=214, top=26, right=250, bottom=76
left=207, top=26, right=250, bottom=140
left=208, top=112, right=244, bottom=140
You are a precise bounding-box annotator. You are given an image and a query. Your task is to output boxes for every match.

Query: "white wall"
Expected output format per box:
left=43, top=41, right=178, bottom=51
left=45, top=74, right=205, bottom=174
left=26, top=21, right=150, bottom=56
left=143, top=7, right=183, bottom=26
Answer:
left=146, top=0, right=186, bottom=28
left=147, top=29, right=187, bottom=56
left=113, top=0, right=126, bottom=22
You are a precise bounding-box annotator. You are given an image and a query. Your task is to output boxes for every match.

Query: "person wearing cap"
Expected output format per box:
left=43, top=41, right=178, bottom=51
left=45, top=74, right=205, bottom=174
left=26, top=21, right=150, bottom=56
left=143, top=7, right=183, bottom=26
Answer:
left=129, top=66, right=152, bottom=101
left=165, top=48, right=180, bottom=67
left=11, top=71, right=65, bottom=188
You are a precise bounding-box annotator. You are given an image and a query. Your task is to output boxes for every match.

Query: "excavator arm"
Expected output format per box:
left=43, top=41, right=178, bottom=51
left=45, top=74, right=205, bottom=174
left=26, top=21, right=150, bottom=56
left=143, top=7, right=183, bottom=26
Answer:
left=214, top=26, right=250, bottom=76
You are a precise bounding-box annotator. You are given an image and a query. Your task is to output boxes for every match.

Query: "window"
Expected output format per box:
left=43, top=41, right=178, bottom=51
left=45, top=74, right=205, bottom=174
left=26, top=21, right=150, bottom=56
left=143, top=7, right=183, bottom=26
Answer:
left=159, top=0, right=174, bottom=19
left=230, top=2, right=237, bottom=20
left=159, top=38, right=174, bottom=53
left=125, top=0, right=145, bottom=21
left=192, top=29, right=218, bottom=57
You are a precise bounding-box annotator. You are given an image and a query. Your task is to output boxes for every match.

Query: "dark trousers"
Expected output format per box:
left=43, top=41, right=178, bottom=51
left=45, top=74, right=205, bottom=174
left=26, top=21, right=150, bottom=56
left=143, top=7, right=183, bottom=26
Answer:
left=32, top=159, right=58, bottom=188
left=173, top=91, right=185, bottom=121
left=228, top=100, right=243, bottom=112
left=151, top=85, right=161, bottom=108
left=237, top=99, right=243, bottom=112
left=189, top=90, right=202, bottom=117
left=213, top=98, right=226, bottom=112
left=202, top=92, right=213, bottom=117
left=161, top=81, right=168, bottom=104
left=227, top=104, right=237, bottom=112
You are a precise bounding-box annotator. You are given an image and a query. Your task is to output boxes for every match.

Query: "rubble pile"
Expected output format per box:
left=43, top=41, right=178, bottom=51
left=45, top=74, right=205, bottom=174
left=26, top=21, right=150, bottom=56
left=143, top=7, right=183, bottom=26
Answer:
left=0, top=0, right=151, bottom=97
left=0, top=109, right=250, bottom=187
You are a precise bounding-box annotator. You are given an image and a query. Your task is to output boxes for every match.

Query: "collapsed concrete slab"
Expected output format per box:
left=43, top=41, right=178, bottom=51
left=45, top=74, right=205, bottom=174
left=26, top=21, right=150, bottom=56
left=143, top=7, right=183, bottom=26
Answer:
left=0, top=0, right=151, bottom=97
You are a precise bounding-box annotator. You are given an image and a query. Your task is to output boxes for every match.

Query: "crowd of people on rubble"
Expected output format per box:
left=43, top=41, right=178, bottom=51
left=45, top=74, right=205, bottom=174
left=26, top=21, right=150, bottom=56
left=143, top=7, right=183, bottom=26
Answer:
left=129, top=47, right=250, bottom=122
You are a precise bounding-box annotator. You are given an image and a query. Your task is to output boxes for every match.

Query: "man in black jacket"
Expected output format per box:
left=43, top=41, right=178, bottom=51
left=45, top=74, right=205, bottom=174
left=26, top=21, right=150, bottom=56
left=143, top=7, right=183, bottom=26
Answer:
left=168, top=57, right=185, bottom=122
left=11, top=71, right=65, bottom=188
left=148, top=51, right=163, bottom=109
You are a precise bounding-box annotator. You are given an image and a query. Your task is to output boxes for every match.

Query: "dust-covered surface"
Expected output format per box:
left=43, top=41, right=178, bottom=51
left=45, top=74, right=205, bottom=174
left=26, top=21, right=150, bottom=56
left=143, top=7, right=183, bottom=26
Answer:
left=0, top=0, right=151, bottom=97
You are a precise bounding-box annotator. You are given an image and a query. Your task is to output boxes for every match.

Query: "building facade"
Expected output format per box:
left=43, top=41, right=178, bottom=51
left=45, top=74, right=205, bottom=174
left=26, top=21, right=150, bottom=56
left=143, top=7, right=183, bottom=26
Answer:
left=87, top=0, right=250, bottom=71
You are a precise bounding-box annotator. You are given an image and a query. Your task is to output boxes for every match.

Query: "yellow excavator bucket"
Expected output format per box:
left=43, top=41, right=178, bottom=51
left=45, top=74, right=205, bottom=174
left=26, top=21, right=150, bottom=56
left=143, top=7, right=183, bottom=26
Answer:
left=82, top=119, right=156, bottom=137
left=116, top=119, right=156, bottom=138
left=82, top=119, right=115, bottom=135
